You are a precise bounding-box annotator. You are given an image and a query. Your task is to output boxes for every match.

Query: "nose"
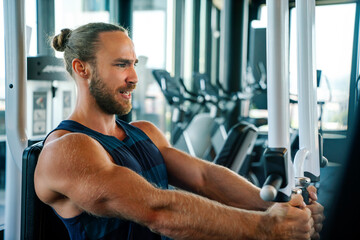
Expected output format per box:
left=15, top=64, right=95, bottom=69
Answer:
left=126, top=66, right=138, bottom=86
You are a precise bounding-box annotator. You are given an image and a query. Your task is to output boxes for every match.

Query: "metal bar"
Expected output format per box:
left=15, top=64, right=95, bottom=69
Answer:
left=295, top=0, right=320, bottom=181
left=348, top=0, right=360, bottom=135
left=174, top=0, right=185, bottom=80
left=117, top=0, right=133, bottom=122
left=266, top=0, right=294, bottom=196
left=210, top=6, right=220, bottom=86
left=219, top=0, right=249, bottom=128
left=110, top=0, right=120, bottom=24
left=119, top=0, right=133, bottom=30
left=204, top=0, right=212, bottom=77
left=37, top=0, right=55, bottom=55
left=192, top=0, right=201, bottom=74
left=3, top=0, right=28, bottom=238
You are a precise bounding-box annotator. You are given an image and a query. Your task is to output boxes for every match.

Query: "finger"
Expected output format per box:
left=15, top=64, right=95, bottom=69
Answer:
left=309, top=191, right=317, bottom=202
left=307, top=186, right=318, bottom=201
left=308, top=218, right=315, bottom=240
left=305, top=207, right=312, bottom=219
left=307, top=202, right=324, bottom=215
left=314, top=223, right=323, bottom=233
left=312, top=213, right=325, bottom=224
left=310, top=225, right=316, bottom=239
left=311, top=232, right=320, bottom=240
left=290, top=194, right=306, bottom=208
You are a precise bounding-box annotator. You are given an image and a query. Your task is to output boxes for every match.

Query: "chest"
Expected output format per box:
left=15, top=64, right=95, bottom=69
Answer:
left=108, top=137, right=168, bottom=189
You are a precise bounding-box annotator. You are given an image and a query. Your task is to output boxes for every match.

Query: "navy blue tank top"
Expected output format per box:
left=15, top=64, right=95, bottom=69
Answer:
left=45, top=119, right=172, bottom=240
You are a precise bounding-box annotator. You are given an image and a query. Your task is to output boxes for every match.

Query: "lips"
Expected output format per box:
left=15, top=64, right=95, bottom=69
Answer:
left=120, top=91, right=131, bottom=95
left=119, top=90, right=132, bottom=99
left=119, top=85, right=136, bottom=99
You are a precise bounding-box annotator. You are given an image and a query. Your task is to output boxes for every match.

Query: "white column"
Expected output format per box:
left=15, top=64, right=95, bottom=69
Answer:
left=266, top=0, right=294, bottom=195
left=3, top=0, right=28, bottom=239
left=295, top=0, right=320, bottom=181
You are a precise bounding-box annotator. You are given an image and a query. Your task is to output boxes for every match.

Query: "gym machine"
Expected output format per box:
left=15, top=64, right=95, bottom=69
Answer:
left=27, top=56, right=76, bottom=140
left=152, top=70, right=259, bottom=184
left=260, top=0, right=327, bottom=203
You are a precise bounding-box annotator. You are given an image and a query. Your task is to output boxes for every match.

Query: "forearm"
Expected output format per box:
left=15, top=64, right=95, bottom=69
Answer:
left=91, top=174, right=271, bottom=240
left=198, top=164, right=272, bottom=211
left=71, top=166, right=269, bottom=240
left=149, top=188, right=269, bottom=240
left=162, top=146, right=272, bottom=211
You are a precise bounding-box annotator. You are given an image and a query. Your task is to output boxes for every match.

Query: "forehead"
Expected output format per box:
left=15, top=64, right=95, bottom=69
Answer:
left=96, top=31, right=136, bottom=60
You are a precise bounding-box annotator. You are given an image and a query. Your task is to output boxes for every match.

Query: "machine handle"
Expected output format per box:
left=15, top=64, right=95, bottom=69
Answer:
left=295, top=177, right=311, bottom=205
left=320, top=156, right=328, bottom=168
left=260, top=174, right=283, bottom=201
left=301, top=187, right=310, bottom=205
left=292, top=187, right=310, bottom=205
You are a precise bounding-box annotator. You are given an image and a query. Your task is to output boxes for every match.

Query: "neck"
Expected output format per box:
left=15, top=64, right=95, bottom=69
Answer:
left=68, top=93, right=118, bottom=136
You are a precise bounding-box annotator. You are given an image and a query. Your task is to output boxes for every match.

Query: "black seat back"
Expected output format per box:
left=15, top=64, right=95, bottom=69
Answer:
left=214, top=122, right=258, bottom=177
left=21, top=141, right=70, bottom=240
left=192, top=72, right=219, bottom=97
left=152, top=69, right=184, bottom=105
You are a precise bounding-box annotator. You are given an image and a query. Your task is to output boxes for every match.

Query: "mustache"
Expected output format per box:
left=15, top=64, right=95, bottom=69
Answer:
left=118, top=84, right=137, bottom=92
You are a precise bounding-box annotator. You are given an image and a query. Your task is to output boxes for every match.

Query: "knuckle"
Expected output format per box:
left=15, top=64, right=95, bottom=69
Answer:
left=305, top=222, right=312, bottom=232
left=315, top=223, right=323, bottom=232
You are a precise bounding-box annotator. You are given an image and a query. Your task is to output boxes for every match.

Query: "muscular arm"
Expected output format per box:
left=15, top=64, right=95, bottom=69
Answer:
left=35, top=126, right=313, bottom=240
left=133, top=121, right=272, bottom=211
left=133, top=121, right=324, bottom=239
left=35, top=133, right=270, bottom=239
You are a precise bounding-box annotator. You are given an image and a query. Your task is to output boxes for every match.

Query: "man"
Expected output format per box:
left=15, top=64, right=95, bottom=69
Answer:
left=35, top=22, right=324, bottom=240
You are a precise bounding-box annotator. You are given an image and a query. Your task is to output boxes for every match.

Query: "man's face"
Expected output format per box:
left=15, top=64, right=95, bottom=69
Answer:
left=89, top=66, right=135, bottom=115
left=89, top=31, right=138, bottom=115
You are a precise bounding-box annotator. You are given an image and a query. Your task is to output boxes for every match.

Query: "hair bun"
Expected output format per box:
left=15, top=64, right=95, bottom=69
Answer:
left=52, top=28, right=72, bottom=52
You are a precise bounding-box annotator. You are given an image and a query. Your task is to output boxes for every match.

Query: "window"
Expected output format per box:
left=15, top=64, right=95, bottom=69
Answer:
left=26, top=0, right=37, bottom=56
left=248, top=4, right=357, bottom=133
left=289, top=4, right=356, bottom=131
left=55, top=0, right=110, bottom=30
left=54, top=0, right=111, bottom=57
left=183, top=0, right=194, bottom=84
left=131, top=0, right=172, bottom=136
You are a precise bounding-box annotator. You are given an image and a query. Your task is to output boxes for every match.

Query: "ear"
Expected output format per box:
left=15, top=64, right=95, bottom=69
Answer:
left=72, top=58, right=89, bottom=79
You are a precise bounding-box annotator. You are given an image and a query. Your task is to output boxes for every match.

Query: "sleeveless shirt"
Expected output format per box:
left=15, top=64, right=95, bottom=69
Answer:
left=44, top=119, right=172, bottom=240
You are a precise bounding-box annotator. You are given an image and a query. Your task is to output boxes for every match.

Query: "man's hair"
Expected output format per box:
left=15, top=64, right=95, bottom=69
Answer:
left=51, top=22, right=127, bottom=75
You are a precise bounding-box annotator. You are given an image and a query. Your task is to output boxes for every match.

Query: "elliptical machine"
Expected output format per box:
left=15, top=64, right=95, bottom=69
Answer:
left=152, top=69, right=260, bottom=186
left=152, top=69, right=212, bottom=159
left=191, top=72, right=260, bottom=185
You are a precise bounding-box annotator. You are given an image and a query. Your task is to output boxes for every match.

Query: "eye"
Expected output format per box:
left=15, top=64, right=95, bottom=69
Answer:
left=116, top=63, right=127, bottom=68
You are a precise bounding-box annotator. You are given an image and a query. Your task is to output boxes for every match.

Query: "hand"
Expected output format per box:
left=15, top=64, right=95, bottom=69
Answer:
left=265, top=194, right=314, bottom=240
left=307, top=185, right=325, bottom=240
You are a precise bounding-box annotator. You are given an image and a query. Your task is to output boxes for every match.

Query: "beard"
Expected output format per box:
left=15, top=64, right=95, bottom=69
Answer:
left=89, top=68, right=134, bottom=116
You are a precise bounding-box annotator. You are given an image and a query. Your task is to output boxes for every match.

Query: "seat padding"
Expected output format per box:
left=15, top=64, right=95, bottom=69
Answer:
left=21, top=141, right=70, bottom=240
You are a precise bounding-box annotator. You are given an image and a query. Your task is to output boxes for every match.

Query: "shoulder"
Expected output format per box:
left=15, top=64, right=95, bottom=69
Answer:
left=39, top=132, right=110, bottom=168
left=130, top=120, right=170, bottom=148
left=35, top=132, right=112, bottom=203
left=42, top=131, right=102, bottom=155
left=130, top=120, right=158, bottom=134
left=37, top=132, right=112, bottom=187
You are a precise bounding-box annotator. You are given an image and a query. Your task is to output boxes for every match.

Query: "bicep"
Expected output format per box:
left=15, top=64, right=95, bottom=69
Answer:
left=160, top=146, right=209, bottom=194
left=132, top=121, right=208, bottom=193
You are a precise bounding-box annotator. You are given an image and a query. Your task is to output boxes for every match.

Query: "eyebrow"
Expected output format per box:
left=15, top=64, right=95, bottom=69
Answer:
left=113, top=58, right=139, bottom=64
